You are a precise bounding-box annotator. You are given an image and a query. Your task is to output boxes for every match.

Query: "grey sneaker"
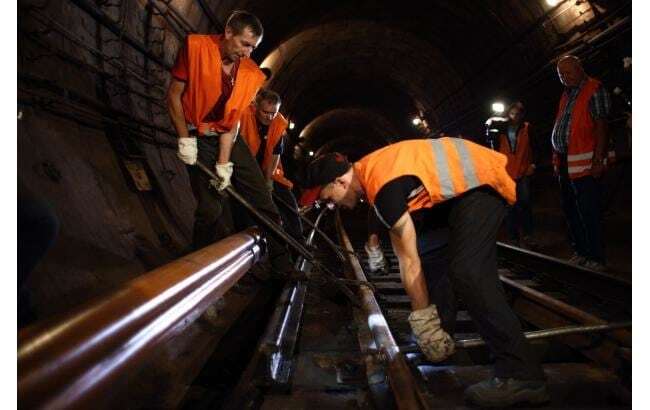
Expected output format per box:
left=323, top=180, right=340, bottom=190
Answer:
left=567, top=253, right=587, bottom=266
left=464, top=377, right=550, bottom=407
left=583, top=259, right=607, bottom=272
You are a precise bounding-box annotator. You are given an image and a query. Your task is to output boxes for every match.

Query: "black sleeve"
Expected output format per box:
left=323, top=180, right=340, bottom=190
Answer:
left=367, top=207, right=385, bottom=236
left=372, top=176, right=422, bottom=229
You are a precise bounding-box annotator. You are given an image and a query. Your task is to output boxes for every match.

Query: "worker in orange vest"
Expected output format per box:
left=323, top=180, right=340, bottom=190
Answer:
left=302, top=138, right=547, bottom=407
left=552, top=55, right=611, bottom=271
left=166, top=11, right=294, bottom=277
left=239, top=89, right=303, bottom=243
left=497, top=101, right=536, bottom=248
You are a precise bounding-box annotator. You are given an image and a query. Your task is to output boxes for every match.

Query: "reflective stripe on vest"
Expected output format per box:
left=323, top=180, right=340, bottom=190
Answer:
left=354, top=137, right=516, bottom=214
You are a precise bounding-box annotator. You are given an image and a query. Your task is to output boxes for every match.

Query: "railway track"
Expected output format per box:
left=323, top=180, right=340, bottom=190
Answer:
left=190, top=209, right=631, bottom=409
left=335, top=213, right=632, bottom=409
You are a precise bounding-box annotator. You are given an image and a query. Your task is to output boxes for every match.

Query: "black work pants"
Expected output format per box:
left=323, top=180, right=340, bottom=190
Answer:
left=447, top=188, right=544, bottom=381
left=558, top=162, right=605, bottom=263
left=187, top=135, right=293, bottom=275
left=272, top=182, right=304, bottom=244
left=505, top=175, right=534, bottom=241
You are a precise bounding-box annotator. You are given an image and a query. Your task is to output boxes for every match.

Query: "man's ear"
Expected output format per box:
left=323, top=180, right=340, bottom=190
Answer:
left=224, top=26, right=233, bottom=39
left=334, top=175, right=349, bottom=189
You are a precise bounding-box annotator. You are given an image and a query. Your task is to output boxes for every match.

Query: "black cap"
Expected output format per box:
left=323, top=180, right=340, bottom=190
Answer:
left=305, top=152, right=351, bottom=188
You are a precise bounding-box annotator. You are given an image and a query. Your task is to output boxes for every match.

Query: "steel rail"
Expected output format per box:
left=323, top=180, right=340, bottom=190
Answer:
left=497, top=242, right=631, bottom=312
left=18, top=228, right=265, bottom=409
left=401, top=321, right=631, bottom=353
left=336, top=212, right=431, bottom=410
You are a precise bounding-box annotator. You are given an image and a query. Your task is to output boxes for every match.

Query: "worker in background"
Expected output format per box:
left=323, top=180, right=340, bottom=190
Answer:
left=498, top=101, right=536, bottom=248
left=551, top=55, right=611, bottom=271
left=301, top=138, right=547, bottom=407
left=365, top=209, right=388, bottom=273
left=167, top=11, right=294, bottom=278
left=239, top=89, right=303, bottom=244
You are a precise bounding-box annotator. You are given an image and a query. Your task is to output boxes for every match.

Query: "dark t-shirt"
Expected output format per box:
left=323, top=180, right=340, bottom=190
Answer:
left=255, top=122, right=284, bottom=165
left=371, top=175, right=451, bottom=232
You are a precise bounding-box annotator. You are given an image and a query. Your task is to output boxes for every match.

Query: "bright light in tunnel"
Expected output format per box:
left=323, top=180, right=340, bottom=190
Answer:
left=412, top=117, right=422, bottom=126
left=308, top=151, right=314, bottom=157
left=546, top=0, right=560, bottom=6
left=289, top=121, right=295, bottom=130
left=491, top=102, right=505, bottom=114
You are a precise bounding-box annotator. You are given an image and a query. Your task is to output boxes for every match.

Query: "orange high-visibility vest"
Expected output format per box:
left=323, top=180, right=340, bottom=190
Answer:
left=354, top=138, right=516, bottom=214
left=552, top=77, right=603, bottom=179
left=498, top=122, right=533, bottom=180
left=239, top=105, right=293, bottom=188
left=173, top=34, right=265, bottom=134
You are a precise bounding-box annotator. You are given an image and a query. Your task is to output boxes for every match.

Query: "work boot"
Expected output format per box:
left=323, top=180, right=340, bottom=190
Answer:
left=583, top=259, right=607, bottom=272
left=464, top=377, right=549, bottom=407
left=567, top=253, right=586, bottom=266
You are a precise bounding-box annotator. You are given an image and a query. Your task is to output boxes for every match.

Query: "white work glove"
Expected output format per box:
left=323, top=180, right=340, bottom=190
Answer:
left=266, top=179, right=274, bottom=191
left=214, top=162, right=234, bottom=191
left=364, top=242, right=387, bottom=272
left=177, top=137, right=197, bottom=165
left=408, top=304, right=455, bottom=362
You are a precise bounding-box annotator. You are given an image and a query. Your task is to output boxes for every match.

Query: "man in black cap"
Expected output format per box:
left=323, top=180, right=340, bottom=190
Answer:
left=301, top=139, right=547, bottom=408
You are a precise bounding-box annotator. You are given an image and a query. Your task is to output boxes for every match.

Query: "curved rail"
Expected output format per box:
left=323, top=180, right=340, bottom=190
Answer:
left=336, top=212, right=431, bottom=410
left=18, top=228, right=266, bottom=409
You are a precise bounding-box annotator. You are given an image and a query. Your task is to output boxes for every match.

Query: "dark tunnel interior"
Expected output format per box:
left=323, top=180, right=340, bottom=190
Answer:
left=17, top=0, right=632, bottom=408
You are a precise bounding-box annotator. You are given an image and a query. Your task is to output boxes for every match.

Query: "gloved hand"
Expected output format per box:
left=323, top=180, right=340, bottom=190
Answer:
left=177, top=137, right=197, bottom=165
left=364, top=242, right=387, bottom=272
left=214, top=162, right=234, bottom=191
left=408, top=304, right=455, bottom=362
left=266, top=179, right=274, bottom=192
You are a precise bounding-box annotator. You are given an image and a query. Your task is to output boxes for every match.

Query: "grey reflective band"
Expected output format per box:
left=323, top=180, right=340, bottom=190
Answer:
left=429, top=139, right=455, bottom=199
left=373, top=205, right=392, bottom=229
left=451, top=138, right=480, bottom=190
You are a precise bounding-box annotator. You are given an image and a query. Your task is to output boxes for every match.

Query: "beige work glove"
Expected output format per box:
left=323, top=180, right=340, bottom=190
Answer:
left=408, top=304, right=455, bottom=362
left=214, top=162, right=234, bottom=191
left=364, top=242, right=387, bottom=272
left=177, top=137, right=197, bottom=165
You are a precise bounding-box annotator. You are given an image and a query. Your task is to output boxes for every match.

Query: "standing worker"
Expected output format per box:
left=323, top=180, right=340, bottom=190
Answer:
left=551, top=55, right=611, bottom=271
left=167, top=11, right=294, bottom=277
left=302, top=138, right=547, bottom=407
left=498, top=101, right=536, bottom=248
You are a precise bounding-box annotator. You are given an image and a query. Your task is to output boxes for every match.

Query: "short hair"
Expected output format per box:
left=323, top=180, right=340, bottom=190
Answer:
left=226, top=10, right=263, bottom=37
left=256, top=88, right=281, bottom=106
left=557, top=54, right=582, bottom=67
left=507, top=101, right=525, bottom=115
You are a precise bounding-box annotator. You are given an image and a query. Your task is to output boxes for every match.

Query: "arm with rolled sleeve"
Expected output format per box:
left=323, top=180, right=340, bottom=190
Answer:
left=589, top=85, right=612, bottom=177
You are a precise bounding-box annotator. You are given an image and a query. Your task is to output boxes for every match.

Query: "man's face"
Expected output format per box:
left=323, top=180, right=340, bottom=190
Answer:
left=223, top=26, right=261, bottom=62
left=256, top=99, right=280, bottom=126
left=320, top=179, right=359, bottom=209
left=557, top=60, right=584, bottom=88
left=508, top=105, right=523, bottom=123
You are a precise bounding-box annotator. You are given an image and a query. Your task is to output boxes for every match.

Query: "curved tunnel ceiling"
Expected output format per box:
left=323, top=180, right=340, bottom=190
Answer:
left=262, top=20, right=466, bottom=143
left=202, top=0, right=628, bottom=161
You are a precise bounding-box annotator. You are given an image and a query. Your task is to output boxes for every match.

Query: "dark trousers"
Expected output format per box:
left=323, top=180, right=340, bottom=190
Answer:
left=187, top=135, right=293, bottom=274
left=446, top=188, right=544, bottom=380
left=416, top=226, right=457, bottom=336
left=272, top=182, right=304, bottom=244
left=505, top=176, right=534, bottom=241
left=558, top=163, right=605, bottom=262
